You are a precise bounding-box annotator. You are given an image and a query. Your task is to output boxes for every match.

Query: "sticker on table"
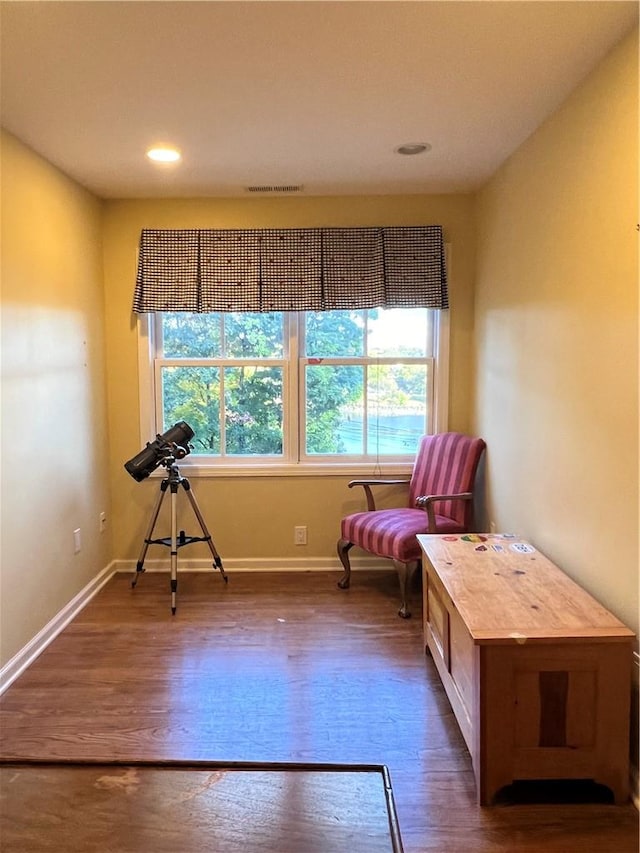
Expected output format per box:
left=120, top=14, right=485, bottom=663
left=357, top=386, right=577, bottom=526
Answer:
left=509, top=542, right=536, bottom=554
left=490, top=544, right=505, bottom=553
left=442, top=536, right=458, bottom=541
left=475, top=545, right=488, bottom=552
left=501, top=533, right=517, bottom=539
left=461, top=534, right=487, bottom=543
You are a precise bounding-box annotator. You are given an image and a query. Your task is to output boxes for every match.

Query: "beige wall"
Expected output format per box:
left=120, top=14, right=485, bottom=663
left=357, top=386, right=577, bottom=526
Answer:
left=474, top=29, right=638, bottom=637
left=1, top=131, right=112, bottom=666
left=102, top=196, right=476, bottom=562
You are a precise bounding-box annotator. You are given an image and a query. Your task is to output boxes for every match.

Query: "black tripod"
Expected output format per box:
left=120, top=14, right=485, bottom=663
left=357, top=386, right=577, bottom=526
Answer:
left=132, top=455, right=228, bottom=613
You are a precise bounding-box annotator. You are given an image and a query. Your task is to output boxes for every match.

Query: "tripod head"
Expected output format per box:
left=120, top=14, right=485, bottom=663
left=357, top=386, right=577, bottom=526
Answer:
left=158, top=443, right=190, bottom=467
left=154, top=443, right=193, bottom=487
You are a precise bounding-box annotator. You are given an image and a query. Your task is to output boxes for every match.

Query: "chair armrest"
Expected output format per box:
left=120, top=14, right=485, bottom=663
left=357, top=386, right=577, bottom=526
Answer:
left=414, top=492, right=472, bottom=531
left=348, top=479, right=410, bottom=512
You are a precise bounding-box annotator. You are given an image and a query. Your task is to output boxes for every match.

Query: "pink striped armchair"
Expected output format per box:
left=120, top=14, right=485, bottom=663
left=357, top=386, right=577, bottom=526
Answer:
left=337, top=432, right=486, bottom=618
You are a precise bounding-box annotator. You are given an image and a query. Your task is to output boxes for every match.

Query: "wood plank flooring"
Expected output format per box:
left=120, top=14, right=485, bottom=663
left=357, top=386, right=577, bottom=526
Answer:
left=0, top=762, right=403, bottom=853
left=1, top=570, right=638, bottom=852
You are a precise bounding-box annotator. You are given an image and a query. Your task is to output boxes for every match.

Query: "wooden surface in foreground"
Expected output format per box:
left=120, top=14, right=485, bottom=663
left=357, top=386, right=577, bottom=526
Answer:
left=0, top=761, right=402, bottom=853
left=1, top=570, right=638, bottom=852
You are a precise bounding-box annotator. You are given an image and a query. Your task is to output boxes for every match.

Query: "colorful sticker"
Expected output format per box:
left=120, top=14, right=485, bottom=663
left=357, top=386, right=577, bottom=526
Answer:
left=501, top=533, right=516, bottom=539
left=475, top=545, right=488, bottom=552
left=442, top=536, right=458, bottom=541
left=510, top=542, right=536, bottom=554
left=490, top=544, right=505, bottom=553
left=461, top=534, right=487, bottom=543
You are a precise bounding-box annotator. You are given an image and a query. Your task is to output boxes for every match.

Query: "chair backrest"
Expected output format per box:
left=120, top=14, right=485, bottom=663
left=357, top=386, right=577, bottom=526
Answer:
left=409, top=432, right=486, bottom=526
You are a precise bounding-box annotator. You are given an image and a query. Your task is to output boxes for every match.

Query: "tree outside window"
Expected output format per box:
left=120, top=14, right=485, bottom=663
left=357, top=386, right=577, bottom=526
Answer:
left=154, top=308, right=436, bottom=463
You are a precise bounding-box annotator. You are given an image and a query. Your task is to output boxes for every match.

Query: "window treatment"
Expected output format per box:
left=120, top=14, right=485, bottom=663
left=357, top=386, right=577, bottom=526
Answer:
left=133, top=226, right=448, bottom=313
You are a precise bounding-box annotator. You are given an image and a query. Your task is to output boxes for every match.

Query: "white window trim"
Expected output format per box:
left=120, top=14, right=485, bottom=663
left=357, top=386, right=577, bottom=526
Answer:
left=433, top=307, right=449, bottom=434
left=137, top=314, right=449, bottom=478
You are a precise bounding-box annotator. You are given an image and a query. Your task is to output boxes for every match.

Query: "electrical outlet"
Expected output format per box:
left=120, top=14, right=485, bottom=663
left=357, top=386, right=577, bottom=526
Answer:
left=99, top=511, right=107, bottom=533
left=73, top=528, right=81, bottom=553
left=294, top=525, right=307, bottom=545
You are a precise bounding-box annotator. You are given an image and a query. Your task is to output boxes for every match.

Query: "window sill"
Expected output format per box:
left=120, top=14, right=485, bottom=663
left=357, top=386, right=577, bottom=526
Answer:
left=149, top=461, right=415, bottom=479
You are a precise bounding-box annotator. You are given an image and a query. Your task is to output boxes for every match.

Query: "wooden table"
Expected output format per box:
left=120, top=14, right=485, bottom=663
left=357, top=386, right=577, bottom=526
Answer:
left=417, top=533, right=635, bottom=806
left=0, top=760, right=403, bottom=853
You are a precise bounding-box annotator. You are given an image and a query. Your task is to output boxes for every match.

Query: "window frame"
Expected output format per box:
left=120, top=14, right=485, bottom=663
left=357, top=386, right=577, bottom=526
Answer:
left=153, top=310, right=291, bottom=461
left=297, top=355, right=436, bottom=463
left=136, top=242, right=451, bottom=478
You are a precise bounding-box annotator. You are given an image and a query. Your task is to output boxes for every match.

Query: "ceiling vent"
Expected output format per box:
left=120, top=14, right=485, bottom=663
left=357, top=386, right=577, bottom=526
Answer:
left=244, top=185, right=303, bottom=194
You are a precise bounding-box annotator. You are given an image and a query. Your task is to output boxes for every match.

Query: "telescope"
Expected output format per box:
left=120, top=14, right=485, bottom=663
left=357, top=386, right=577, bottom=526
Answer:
left=124, top=421, right=194, bottom=482
left=125, top=420, right=227, bottom=613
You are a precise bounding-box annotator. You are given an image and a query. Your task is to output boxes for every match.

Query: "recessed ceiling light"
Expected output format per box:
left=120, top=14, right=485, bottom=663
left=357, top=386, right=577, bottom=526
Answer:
left=146, top=146, right=182, bottom=163
left=395, top=143, right=431, bottom=156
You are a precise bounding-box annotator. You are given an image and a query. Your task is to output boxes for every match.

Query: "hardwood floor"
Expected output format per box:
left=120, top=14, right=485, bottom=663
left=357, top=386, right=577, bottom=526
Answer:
left=1, top=570, right=638, bottom=852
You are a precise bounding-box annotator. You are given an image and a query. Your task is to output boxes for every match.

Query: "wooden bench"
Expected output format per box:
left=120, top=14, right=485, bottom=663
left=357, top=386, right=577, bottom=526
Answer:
left=417, top=533, right=635, bottom=805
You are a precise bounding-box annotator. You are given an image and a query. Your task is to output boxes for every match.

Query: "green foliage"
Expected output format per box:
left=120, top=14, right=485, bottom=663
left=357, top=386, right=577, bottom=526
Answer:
left=223, top=313, right=284, bottom=358
left=162, top=366, right=221, bottom=452
left=225, top=366, right=283, bottom=455
left=162, top=314, right=222, bottom=357
left=306, top=365, right=363, bottom=453
left=305, top=311, right=364, bottom=357
left=159, top=310, right=425, bottom=457
left=368, top=364, right=427, bottom=410
left=303, top=311, right=365, bottom=452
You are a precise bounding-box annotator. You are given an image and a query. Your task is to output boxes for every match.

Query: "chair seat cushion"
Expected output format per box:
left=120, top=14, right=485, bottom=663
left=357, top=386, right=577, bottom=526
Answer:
left=341, top=508, right=464, bottom=563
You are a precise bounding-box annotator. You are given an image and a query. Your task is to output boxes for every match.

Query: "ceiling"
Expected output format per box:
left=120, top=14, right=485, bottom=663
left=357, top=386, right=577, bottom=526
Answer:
left=1, top=1, right=637, bottom=199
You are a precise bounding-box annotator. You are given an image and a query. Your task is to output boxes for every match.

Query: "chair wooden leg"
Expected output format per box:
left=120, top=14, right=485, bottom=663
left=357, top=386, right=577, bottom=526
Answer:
left=337, top=539, right=354, bottom=589
left=394, top=559, right=419, bottom=619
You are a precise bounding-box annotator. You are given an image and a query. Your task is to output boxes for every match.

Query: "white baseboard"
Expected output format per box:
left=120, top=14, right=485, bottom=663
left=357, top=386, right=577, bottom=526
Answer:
left=0, top=556, right=390, bottom=696
left=0, top=562, right=117, bottom=696
left=112, top=555, right=389, bottom=574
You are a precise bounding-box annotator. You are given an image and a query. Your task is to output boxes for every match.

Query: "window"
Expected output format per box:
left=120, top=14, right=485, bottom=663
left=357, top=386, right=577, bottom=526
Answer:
left=139, top=308, right=449, bottom=475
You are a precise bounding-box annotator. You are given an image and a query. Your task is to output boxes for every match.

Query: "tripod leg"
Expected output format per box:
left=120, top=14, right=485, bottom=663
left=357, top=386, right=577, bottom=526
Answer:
left=170, top=485, right=178, bottom=615
left=182, top=479, right=228, bottom=583
left=132, top=483, right=167, bottom=588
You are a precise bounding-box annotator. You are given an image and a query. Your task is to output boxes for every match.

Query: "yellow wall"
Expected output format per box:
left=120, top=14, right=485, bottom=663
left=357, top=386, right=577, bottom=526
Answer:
left=474, top=29, right=638, bottom=636
left=102, top=196, right=476, bottom=562
left=0, top=131, right=112, bottom=666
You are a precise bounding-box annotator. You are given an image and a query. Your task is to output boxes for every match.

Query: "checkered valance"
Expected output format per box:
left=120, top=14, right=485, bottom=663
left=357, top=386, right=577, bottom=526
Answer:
left=133, top=226, right=448, bottom=313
